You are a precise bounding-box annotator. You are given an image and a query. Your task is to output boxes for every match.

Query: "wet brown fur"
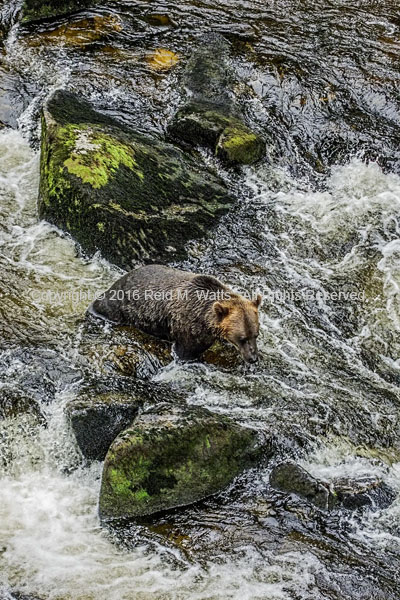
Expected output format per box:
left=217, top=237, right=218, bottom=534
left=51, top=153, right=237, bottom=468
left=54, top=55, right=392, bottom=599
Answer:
left=90, top=265, right=261, bottom=362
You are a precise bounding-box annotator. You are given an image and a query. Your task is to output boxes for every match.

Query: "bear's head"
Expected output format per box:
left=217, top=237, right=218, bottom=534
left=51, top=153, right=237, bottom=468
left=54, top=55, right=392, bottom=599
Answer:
left=213, top=294, right=262, bottom=363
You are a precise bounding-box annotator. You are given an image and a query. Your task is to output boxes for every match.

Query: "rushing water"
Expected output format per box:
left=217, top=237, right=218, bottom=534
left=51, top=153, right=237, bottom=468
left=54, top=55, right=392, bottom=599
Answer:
left=2, top=0, right=400, bottom=598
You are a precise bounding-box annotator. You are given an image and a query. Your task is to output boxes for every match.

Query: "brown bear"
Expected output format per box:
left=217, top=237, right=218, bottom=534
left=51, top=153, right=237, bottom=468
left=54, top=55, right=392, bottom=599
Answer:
left=90, top=265, right=261, bottom=363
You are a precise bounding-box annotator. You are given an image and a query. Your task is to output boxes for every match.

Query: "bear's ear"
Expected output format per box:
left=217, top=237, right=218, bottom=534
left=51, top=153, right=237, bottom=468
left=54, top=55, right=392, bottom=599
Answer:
left=213, top=301, right=230, bottom=321
left=253, top=294, right=262, bottom=308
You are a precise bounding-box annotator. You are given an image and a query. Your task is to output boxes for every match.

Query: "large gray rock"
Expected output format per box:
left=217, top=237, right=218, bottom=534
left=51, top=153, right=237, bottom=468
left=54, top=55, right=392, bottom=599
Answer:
left=99, top=403, right=262, bottom=519
left=38, top=90, right=234, bottom=269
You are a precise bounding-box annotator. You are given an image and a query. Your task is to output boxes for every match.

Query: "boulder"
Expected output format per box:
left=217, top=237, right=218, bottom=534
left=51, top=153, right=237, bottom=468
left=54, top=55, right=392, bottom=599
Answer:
left=65, top=377, right=183, bottom=460
left=168, top=34, right=265, bottom=165
left=99, top=403, right=261, bottom=519
left=21, top=0, right=100, bottom=24
left=38, top=90, right=234, bottom=269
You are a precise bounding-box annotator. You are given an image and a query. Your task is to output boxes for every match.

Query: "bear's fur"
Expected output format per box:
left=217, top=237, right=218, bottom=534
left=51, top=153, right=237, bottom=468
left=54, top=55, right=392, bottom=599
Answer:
left=90, top=265, right=261, bottom=363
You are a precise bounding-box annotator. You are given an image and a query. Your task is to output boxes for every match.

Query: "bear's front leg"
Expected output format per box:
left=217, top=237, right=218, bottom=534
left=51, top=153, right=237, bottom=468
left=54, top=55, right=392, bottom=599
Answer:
left=172, top=341, right=209, bottom=362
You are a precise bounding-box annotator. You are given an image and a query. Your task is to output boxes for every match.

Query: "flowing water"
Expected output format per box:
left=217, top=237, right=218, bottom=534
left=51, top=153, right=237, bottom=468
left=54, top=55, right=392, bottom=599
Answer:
left=1, top=1, right=400, bottom=598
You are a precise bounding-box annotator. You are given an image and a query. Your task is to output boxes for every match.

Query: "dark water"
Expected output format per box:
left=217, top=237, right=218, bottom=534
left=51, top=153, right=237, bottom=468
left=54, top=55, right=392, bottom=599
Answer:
left=1, top=1, right=400, bottom=598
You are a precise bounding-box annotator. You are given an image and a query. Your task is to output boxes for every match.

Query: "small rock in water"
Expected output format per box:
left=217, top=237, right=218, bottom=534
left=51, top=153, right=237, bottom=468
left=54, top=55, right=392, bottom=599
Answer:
left=269, top=461, right=330, bottom=509
left=330, top=475, right=396, bottom=511
left=270, top=461, right=396, bottom=512
left=0, top=387, right=44, bottom=423
left=99, top=402, right=262, bottom=519
left=145, top=14, right=174, bottom=27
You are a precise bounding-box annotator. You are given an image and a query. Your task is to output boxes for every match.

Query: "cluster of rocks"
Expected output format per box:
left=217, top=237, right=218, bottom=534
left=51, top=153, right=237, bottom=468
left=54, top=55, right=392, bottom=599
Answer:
left=64, top=378, right=263, bottom=519
left=3, top=0, right=396, bottom=526
left=36, top=28, right=264, bottom=270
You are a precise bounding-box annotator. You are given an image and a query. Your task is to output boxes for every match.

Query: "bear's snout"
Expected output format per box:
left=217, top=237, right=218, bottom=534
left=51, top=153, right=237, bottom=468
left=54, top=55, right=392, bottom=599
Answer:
left=247, top=352, right=258, bottom=364
left=240, top=340, right=259, bottom=364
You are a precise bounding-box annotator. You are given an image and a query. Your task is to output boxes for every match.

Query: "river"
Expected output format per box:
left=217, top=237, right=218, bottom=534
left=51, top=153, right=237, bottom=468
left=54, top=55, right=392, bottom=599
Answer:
left=1, top=1, right=400, bottom=599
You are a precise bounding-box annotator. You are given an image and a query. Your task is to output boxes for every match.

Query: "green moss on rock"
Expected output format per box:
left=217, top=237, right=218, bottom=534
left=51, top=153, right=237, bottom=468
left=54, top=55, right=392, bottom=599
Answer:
left=169, top=104, right=265, bottom=165
left=99, top=404, right=261, bottom=519
left=217, top=125, right=265, bottom=165
left=39, top=90, right=234, bottom=268
left=168, top=34, right=265, bottom=165
left=61, top=125, right=141, bottom=189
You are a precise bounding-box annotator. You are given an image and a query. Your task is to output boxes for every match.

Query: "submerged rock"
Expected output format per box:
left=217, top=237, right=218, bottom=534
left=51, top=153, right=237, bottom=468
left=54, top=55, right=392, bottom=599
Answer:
left=99, top=403, right=261, bottom=519
left=20, top=0, right=101, bottom=23
left=270, top=461, right=396, bottom=512
left=0, top=387, right=44, bottom=423
left=146, top=48, right=179, bottom=71
left=270, top=461, right=330, bottom=509
left=168, top=34, right=265, bottom=165
left=38, top=90, right=234, bottom=269
left=23, top=14, right=123, bottom=47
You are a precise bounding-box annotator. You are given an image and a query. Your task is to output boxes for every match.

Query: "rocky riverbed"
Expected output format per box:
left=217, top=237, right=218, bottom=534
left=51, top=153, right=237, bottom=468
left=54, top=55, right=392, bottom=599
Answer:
left=1, top=1, right=400, bottom=599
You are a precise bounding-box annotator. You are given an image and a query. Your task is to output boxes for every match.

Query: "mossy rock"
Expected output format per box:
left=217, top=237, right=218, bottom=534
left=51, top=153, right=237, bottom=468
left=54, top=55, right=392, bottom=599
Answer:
left=270, top=461, right=396, bottom=512
left=21, top=0, right=101, bottom=23
left=38, top=90, right=234, bottom=269
left=99, top=403, right=261, bottom=519
left=170, top=103, right=265, bottom=166
left=168, top=33, right=265, bottom=165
